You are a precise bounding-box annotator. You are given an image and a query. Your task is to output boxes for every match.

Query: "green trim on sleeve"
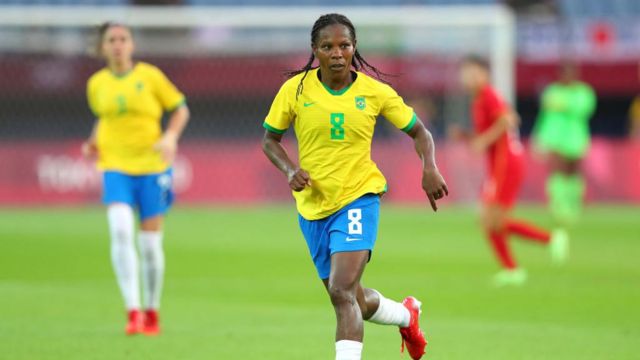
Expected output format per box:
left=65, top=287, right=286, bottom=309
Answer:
left=263, top=122, right=287, bottom=135
left=401, top=112, right=418, bottom=133
left=167, top=98, right=187, bottom=112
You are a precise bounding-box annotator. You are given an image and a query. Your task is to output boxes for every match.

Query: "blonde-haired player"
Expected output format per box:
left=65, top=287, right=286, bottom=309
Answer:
left=83, top=22, right=189, bottom=335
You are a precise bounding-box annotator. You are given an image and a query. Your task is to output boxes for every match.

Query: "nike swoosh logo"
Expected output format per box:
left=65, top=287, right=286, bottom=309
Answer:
left=303, top=102, right=316, bottom=107
left=346, top=237, right=362, bottom=242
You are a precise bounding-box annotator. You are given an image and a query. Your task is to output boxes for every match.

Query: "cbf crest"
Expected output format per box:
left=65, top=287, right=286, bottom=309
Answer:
left=355, top=96, right=366, bottom=110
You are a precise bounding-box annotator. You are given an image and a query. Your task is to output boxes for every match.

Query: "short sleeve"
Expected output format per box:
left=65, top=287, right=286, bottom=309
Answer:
left=149, top=66, right=186, bottom=112
left=379, top=84, right=416, bottom=132
left=86, top=76, right=99, bottom=118
left=630, top=96, right=640, bottom=119
left=263, top=80, right=296, bottom=134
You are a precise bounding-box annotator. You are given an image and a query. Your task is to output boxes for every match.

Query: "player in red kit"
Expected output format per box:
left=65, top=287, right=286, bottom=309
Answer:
left=454, top=56, right=568, bottom=286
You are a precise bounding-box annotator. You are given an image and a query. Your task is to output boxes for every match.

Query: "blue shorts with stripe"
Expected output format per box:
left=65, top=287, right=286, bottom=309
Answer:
left=102, top=168, right=174, bottom=221
left=298, top=194, right=381, bottom=280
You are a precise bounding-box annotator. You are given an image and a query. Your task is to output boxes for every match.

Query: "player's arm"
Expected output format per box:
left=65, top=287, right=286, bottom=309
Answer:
left=576, top=85, right=597, bottom=119
left=84, top=77, right=99, bottom=159
left=81, top=120, right=99, bottom=159
left=447, top=123, right=473, bottom=142
left=154, top=104, right=190, bottom=164
left=471, top=110, right=518, bottom=153
left=405, top=118, right=448, bottom=211
left=261, top=130, right=310, bottom=192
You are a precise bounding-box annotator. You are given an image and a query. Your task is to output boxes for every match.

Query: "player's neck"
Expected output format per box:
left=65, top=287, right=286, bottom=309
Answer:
left=108, top=60, right=134, bottom=77
left=472, top=82, right=488, bottom=96
left=318, top=68, right=354, bottom=91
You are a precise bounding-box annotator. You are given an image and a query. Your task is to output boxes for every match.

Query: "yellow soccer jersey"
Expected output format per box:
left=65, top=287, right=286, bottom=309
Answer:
left=264, top=68, right=416, bottom=220
left=87, top=62, right=185, bottom=175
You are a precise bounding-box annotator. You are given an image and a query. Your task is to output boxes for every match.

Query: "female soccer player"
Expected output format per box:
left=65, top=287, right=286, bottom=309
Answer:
left=533, top=63, right=596, bottom=242
left=82, top=22, right=189, bottom=335
left=262, top=13, right=448, bottom=360
left=455, top=56, right=566, bottom=286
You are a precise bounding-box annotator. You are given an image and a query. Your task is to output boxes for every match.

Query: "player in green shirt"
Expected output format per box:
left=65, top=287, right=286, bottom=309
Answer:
left=533, top=63, right=596, bottom=247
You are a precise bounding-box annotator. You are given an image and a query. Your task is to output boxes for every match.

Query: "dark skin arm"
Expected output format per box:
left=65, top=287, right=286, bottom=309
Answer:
left=406, top=118, right=449, bottom=211
left=261, top=118, right=448, bottom=210
left=262, top=130, right=311, bottom=191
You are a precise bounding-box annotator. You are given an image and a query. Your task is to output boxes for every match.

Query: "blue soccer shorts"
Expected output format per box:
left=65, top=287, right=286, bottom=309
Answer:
left=298, top=193, right=381, bottom=280
left=102, top=168, right=174, bottom=221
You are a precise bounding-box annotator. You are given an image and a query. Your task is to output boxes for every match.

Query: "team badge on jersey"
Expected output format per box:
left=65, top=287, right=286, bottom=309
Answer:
left=355, top=96, right=366, bottom=110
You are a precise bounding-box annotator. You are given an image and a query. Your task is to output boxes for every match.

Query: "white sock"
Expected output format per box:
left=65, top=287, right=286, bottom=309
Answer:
left=107, top=204, right=140, bottom=310
left=138, top=231, right=165, bottom=310
left=367, top=290, right=410, bottom=328
left=335, top=340, right=363, bottom=360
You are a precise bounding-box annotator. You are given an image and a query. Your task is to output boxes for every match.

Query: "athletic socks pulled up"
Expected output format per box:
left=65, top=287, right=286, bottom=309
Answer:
left=488, top=230, right=517, bottom=270
left=547, top=173, right=585, bottom=225
left=506, top=220, right=550, bottom=243
left=107, top=204, right=141, bottom=310
left=367, top=290, right=411, bottom=328
left=335, top=340, right=363, bottom=360
left=138, top=231, right=165, bottom=310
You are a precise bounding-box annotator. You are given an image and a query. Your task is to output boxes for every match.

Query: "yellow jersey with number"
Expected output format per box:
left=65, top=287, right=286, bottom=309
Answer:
left=264, top=68, right=416, bottom=220
left=87, top=62, right=185, bottom=175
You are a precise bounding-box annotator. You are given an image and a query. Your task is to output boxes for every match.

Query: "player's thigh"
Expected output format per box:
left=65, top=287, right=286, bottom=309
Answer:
left=327, top=194, right=381, bottom=258
left=137, top=169, right=174, bottom=222
left=299, top=215, right=332, bottom=280
left=140, top=215, right=163, bottom=231
left=102, top=171, right=136, bottom=207
left=329, top=251, right=370, bottom=291
left=326, top=194, right=381, bottom=289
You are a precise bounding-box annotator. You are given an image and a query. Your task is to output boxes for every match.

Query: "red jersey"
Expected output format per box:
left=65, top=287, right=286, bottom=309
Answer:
left=472, top=84, right=524, bottom=208
left=472, top=84, right=523, bottom=171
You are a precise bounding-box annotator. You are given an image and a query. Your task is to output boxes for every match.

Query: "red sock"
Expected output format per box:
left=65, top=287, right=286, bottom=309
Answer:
left=507, top=220, right=550, bottom=244
left=488, top=231, right=517, bottom=270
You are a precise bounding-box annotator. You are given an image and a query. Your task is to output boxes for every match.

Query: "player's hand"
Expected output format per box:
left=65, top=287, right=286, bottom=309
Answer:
left=422, top=167, right=448, bottom=211
left=447, top=124, right=468, bottom=141
left=81, top=140, right=98, bottom=160
left=287, top=168, right=311, bottom=192
left=154, top=133, right=178, bottom=164
left=470, top=136, right=488, bottom=154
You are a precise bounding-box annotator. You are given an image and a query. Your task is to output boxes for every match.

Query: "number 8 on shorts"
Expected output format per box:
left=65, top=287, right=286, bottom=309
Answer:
left=348, top=209, right=363, bottom=235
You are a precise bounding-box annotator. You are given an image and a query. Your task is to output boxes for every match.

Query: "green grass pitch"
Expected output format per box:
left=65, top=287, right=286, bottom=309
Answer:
left=0, top=204, right=637, bottom=359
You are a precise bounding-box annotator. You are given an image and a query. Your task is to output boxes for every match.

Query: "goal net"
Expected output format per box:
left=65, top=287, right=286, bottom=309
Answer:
left=0, top=5, right=515, bottom=204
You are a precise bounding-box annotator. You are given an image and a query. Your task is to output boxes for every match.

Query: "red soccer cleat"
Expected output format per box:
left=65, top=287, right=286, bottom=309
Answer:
left=399, top=296, right=428, bottom=360
left=142, top=309, right=160, bottom=336
left=125, top=310, right=144, bottom=335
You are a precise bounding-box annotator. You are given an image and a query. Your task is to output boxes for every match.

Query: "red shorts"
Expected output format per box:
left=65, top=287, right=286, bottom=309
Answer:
left=482, top=152, right=524, bottom=208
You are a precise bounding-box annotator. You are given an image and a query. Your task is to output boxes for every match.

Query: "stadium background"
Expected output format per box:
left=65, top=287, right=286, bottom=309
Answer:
left=0, top=1, right=638, bottom=360
left=1, top=0, right=639, bottom=205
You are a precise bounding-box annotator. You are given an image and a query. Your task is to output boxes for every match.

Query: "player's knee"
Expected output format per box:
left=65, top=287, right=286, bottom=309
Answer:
left=140, top=217, right=162, bottom=232
left=358, top=292, right=377, bottom=320
left=328, top=284, right=357, bottom=308
left=483, top=214, right=504, bottom=232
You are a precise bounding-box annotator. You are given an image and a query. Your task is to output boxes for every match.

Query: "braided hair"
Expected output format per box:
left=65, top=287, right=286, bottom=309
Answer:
left=286, top=13, right=390, bottom=99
